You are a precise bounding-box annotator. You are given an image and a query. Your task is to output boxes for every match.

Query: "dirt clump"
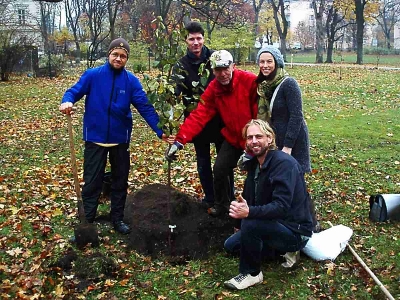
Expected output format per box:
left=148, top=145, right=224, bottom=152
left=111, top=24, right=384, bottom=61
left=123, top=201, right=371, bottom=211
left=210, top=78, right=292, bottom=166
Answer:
left=124, top=183, right=234, bottom=260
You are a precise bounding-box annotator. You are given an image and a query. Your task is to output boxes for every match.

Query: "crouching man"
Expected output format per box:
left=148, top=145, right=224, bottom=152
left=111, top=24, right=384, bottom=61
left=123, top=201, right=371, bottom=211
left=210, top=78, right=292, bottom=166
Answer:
left=223, top=119, right=313, bottom=290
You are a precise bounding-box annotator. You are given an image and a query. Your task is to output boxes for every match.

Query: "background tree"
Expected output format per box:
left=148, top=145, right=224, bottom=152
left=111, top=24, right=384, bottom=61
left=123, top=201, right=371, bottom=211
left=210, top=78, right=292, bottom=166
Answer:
left=270, top=0, right=289, bottom=61
left=180, top=0, right=254, bottom=40
left=354, top=0, right=379, bottom=64
left=312, top=0, right=326, bottom=63
left=258, top=7, right=278, bottom=45
left=251, top=0, right=267, bottom=36
left=373, top=0, right=400, bottom=49
left=325, top=0, right=353, bottom=62
left=38, top=2, right=62, bottom=52
left=108, top=0, right=124, bottom=40
left=53, top=27, right=74, bottom=54
left=82, top=0, right=109, bottom=67
left=65, top=0, right=85, bottom=62
left=354, top=0, right=366, bottom=63
left=294, top=21, right=315, bottom=50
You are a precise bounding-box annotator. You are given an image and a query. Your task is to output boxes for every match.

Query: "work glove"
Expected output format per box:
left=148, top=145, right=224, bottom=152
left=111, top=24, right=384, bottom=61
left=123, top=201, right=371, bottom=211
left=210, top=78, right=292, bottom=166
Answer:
left=165, top=141, right=183, bottom=162
left=237, top=151, right=254, bottom=171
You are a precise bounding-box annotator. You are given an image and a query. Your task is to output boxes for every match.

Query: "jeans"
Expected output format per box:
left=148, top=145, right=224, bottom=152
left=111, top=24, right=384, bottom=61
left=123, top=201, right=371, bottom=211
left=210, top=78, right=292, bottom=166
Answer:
left=213, top=140, right=243, bottom=210
left=224, top=230, right=282, bottom=260
left=230, top=219, right=308, bottom=274
left=81, top=142, right=130, bottom=223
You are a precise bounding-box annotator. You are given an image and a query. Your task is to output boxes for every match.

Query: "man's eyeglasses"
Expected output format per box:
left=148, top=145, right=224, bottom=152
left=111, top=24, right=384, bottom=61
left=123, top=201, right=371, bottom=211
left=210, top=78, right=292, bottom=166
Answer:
left=110, top=52, right=127, bottom=60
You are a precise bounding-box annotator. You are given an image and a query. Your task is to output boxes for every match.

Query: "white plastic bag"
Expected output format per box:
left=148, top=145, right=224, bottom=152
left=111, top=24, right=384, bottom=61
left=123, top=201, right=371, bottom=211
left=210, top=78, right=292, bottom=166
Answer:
left=302, top=225, right=353, bottom=261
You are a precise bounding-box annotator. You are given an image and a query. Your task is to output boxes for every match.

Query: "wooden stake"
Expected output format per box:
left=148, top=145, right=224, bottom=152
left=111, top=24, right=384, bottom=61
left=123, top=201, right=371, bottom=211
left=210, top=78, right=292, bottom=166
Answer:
left=327, top=221, right=395, bottom=300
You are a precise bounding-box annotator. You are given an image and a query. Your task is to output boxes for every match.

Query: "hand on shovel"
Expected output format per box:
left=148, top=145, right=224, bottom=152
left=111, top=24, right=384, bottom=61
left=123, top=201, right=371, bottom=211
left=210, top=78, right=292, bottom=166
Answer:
left=60, top=102, right=75, bottom=115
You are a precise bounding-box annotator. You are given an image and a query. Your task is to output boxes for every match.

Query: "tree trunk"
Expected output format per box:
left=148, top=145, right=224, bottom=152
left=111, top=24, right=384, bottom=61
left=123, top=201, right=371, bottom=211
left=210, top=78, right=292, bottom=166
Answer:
left=313, top=0, right=325, bottom=63
left=271, top=0, right=288, bottom=61
left=326, top=40, right=334, bottom=63
left=354, top=0, right=365, bottom=64
left=315, top=21, right=324, bottom=63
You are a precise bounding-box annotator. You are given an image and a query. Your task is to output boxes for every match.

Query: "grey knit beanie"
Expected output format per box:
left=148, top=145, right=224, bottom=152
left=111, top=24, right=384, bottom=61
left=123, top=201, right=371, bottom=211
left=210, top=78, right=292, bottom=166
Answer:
left=256, top=46, right=284, bottom=68
left=108, top=38, right=130, bottom=56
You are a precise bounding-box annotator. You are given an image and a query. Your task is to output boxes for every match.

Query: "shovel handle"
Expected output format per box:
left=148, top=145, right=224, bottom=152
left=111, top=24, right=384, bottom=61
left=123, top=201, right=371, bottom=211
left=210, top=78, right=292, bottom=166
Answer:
left=67, top=114, right=82, bottom=200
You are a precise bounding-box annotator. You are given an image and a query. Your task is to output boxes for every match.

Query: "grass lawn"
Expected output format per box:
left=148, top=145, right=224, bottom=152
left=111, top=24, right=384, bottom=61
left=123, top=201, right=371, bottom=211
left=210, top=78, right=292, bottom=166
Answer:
left=0, top=64, right=399, bottom=299
left=286, top=51, right=400, bottom=68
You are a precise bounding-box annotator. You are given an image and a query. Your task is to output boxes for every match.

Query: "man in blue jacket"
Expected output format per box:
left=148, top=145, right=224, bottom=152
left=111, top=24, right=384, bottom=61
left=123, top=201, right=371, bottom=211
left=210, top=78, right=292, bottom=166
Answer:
left=60, top=38, right=168, bottom=234
left=223, top=119, right=313, bottom=290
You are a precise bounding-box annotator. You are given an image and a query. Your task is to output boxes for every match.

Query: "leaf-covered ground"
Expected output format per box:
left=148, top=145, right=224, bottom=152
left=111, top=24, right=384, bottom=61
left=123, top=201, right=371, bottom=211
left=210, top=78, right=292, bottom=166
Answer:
left=0, top=64, right=399, bottom=299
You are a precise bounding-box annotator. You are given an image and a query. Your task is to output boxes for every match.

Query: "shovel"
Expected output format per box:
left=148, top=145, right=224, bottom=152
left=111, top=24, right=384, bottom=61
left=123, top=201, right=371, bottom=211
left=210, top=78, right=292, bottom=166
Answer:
left=67, top=113, right=99, bottom=248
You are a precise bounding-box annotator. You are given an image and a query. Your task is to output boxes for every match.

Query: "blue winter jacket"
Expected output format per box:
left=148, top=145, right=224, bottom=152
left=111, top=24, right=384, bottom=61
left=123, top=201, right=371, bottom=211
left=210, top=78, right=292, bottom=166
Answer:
left=62, top=62, right=163, bottom=143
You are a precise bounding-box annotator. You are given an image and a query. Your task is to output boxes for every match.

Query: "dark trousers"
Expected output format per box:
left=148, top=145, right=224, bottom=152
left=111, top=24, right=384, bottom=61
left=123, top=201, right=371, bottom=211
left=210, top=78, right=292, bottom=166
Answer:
left=194, top=140, right=222, bottom=203
left=213, top=140, right=243, bottom=210
left=238, top=220, right=308, bottom=274
left=81, top=142, right=130, bottom=223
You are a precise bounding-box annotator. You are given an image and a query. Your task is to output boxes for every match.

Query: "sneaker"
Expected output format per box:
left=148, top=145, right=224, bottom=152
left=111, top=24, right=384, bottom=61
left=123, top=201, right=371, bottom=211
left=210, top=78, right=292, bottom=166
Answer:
left=224, top=272, right=263, bottom=290
left=281, top=251, right=300, bottom=268
left=113, top=221, right=131, bottom=234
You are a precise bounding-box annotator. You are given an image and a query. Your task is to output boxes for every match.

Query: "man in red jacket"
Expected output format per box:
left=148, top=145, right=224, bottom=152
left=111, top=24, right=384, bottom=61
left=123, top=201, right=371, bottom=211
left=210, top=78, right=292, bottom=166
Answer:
left=166, top=50, right=258, bottom=216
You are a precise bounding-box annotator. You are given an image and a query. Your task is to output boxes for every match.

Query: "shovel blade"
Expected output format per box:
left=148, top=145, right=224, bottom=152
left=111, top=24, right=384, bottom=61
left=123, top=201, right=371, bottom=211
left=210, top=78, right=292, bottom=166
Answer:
left=74, top=223, right=100, bottom=249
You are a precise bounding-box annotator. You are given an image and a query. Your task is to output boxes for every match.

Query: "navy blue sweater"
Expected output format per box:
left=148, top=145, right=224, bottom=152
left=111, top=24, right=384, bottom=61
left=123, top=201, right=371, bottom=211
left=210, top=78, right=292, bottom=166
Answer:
left=243, top=150, right=313, bottom=237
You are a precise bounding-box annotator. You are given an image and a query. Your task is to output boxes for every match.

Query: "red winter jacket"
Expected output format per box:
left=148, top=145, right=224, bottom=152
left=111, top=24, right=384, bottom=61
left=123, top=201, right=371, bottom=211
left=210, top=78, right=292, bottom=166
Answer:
left=176, top=69, right=258, bottom=150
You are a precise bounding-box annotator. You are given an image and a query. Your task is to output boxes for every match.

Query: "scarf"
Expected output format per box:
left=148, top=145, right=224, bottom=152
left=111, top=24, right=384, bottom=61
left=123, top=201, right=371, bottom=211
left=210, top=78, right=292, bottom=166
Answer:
left=257, top=68, right=288, bottom=122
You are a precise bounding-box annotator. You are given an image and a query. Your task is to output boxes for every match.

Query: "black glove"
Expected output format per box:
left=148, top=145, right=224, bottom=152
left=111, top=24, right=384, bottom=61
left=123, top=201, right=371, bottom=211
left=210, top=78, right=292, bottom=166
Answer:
left=165, top=141, right=183, bottom=162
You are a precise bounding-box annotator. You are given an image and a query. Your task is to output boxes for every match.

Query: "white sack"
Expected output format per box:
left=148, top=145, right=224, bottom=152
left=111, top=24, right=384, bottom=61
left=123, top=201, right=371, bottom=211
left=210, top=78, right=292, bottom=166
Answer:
left=302, top=224, right=353, bottom=261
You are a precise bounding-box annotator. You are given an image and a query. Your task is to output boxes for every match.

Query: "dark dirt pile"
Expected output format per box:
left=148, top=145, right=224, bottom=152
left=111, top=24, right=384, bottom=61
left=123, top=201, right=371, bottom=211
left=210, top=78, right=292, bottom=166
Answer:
left=124, top=183, right=235, bottom=260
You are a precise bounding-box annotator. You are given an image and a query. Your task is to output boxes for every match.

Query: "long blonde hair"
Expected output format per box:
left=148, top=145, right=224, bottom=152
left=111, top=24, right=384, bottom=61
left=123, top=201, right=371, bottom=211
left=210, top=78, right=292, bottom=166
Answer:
left=242, top=119, right=277, bottom=150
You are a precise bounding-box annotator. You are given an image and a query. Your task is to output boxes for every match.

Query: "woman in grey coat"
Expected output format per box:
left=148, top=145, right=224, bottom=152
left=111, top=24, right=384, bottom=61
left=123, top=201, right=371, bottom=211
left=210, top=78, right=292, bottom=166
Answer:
left=255, top=46, right=311, bottom=173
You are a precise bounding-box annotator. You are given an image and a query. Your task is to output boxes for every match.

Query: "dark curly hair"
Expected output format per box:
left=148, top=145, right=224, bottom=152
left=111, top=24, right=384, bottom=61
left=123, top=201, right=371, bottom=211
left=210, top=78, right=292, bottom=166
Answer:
left=184, top=21, right=204, bottom=38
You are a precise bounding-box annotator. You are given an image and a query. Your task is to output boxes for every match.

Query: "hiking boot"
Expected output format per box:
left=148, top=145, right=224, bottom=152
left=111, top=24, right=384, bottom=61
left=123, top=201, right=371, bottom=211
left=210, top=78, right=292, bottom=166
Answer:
left=224, top=272, right=263, bottom=290
left=207, top=206, right=225, bottom=217
left=113, top=221, right=131, bottom=234
left=281, top=251, right=300, bottom=268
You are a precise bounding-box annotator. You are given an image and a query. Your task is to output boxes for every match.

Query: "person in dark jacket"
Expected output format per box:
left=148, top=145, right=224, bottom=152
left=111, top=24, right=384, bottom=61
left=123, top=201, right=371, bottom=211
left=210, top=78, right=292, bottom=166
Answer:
left=223, top=119, right=313, bottom=290
left=60, top=38, right=168, bottom=235
left=256, top=45, right=310, bottom=173
left=173, top=21, right=229, bottom=208
left=253, top=46, right=319, bottom=232
left=166, top=50, right=258, bottom=217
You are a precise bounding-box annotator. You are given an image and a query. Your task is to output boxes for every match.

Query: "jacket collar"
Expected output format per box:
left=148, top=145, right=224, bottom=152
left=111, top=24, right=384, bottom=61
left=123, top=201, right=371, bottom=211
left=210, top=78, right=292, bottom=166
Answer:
left=260, top=150, right=275, bottom=169
left=105, top=60, right=125, bottom=74
left=186, top=45, right=211, bottom=64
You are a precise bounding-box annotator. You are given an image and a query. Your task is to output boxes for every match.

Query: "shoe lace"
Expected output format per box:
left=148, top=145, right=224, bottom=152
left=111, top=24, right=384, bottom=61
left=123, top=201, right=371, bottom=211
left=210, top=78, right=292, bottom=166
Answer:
left=233, top=273, right=248, bottom=283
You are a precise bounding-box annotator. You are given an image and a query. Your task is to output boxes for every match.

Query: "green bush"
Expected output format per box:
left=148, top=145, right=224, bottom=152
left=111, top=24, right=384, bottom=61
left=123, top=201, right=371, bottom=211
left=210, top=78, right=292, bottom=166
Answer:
left=38, top=53, right=65, bottom=73
left=363, top=47, right=400, bottom=55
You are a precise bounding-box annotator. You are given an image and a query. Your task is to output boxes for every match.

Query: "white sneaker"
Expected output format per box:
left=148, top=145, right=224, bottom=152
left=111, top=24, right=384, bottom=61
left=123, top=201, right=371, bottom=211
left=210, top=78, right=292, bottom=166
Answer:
left=281, top=251, right=300, bottom=268
left=224, top=272, right=263, bottom=290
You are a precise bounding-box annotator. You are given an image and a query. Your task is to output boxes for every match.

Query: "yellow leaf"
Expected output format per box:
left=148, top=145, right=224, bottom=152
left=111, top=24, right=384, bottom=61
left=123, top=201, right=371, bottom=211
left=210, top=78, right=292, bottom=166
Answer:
left=10, top=206, right=19, bottom=215
left=52, top=208, right=63, bottom=217
left=54, top=284, right=64, bottom=297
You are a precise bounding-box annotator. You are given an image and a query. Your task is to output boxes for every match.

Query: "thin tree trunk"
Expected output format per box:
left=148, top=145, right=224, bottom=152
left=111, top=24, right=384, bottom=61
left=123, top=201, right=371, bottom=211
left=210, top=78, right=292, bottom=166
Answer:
left=354, top=0, right=365, bottom=64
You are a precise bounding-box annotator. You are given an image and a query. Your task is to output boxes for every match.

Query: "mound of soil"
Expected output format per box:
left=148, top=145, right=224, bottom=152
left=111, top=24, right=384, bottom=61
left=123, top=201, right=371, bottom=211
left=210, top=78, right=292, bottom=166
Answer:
left=124, top=184, right=235, bottom=260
